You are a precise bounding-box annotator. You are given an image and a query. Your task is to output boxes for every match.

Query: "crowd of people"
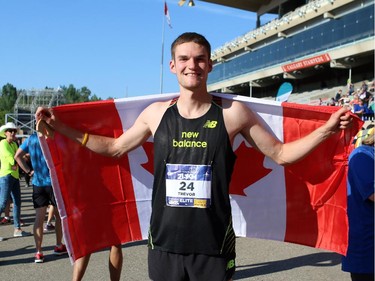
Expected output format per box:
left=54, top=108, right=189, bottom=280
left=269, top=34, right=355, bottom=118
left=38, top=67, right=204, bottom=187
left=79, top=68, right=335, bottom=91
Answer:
left=0, top=122, right=68, bottom=262
left=0, top=122, right=30, bottom=239
left=0, top=32, right=372, bottom=281
left=324, top=80, right=374, bottom=122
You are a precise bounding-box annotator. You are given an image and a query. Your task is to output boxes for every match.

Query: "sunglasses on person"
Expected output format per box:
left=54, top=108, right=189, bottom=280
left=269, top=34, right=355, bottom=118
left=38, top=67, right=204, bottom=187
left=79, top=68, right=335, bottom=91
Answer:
left=5, top=129, right=17, bottom=133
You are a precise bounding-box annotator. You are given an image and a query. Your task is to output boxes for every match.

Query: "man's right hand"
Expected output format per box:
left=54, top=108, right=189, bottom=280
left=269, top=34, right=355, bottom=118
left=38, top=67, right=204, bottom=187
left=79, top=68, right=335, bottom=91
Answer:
left=35, top=107, right=55, bottom=126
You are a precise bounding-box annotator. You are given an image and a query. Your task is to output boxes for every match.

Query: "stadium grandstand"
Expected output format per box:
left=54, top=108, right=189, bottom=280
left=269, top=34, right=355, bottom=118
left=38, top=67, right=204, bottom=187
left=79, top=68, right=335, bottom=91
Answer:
left=204, top=0, right=374, bottom=104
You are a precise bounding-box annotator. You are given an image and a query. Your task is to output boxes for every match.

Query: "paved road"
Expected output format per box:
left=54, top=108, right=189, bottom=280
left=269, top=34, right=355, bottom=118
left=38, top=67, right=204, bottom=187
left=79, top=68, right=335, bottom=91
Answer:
left=0, top=180, right=350, bottom=281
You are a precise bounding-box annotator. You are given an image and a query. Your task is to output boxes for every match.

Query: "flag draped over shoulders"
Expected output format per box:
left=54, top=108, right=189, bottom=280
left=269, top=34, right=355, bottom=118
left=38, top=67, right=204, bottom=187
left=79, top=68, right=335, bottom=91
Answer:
left=39, top=93, right=362, bottom=262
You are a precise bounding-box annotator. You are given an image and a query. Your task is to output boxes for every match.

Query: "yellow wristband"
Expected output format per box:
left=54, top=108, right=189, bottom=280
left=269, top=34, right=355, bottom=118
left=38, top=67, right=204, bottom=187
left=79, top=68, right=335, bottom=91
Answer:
left=81, top=132, right=89, bottom=147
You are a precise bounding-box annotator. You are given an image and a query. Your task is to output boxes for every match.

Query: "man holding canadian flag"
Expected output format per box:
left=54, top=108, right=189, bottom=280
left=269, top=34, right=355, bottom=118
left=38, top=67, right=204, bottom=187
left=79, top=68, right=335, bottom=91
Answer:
left=36, top=32, right=358, bottom=281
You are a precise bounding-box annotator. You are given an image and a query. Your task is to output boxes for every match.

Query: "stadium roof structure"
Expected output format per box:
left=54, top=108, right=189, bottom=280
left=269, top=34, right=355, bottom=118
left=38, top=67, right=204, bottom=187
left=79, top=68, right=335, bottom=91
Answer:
left=199, top=0, right=286, bottom=15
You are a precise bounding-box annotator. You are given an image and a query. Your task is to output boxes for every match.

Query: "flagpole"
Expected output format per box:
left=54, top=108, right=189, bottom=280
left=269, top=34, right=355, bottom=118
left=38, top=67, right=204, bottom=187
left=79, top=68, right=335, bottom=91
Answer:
left=160, top=6, right=166, bottom=94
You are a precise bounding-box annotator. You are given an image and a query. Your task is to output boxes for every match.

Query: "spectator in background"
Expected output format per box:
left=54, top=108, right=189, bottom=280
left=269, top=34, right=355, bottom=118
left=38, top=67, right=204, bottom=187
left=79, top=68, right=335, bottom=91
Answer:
left=366, top=95, right=374, bottom=121
left=342, top=127, right=374, bottom=281
left=348, top=82, right=355, bottom=95
left=335, top=89, right=342, bottom=103
left=0, top=201, right=12, bottom=224
left=349, top=93, right=360, bottom=108
left=368, top=80, right=375, bottom=93
left=359, top=88, right=372, bottom=107
left=353, top=99, right=365, bottom=120
left=361, top=81, right=368, bottom=92
left=363, top=97, right=374, bottom=121
left=338, top=94, right=351, bottom=107
left=328, top=97, right=336, bottom=106
left=44, top=205, right=56, bottom=232
left=14, top=132, right=67, bottom=262
left=359, top=89, right=366, bottom=104
left=0, top=122, right=30, bottom=238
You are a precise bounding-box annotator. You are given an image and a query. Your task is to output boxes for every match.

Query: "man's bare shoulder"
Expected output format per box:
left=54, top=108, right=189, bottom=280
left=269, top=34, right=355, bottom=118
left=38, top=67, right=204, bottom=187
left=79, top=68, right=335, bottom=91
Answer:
left=142, top=100, right=173, bottom=118
left=220, top=97, right=247, bottom=110
left=220, top=97, right=258, bottom=139
left=141, top=99, right=175, bottom=134
left=221, top=98, right=252, bottom=120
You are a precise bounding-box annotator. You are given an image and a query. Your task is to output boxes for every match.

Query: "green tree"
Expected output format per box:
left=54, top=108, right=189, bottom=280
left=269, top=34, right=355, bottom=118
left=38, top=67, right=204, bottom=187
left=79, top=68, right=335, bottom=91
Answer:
left=0, top=83, right=17, bottom=111
left=63, top=84, right=80, bottom=104
left=62, top=84, right=101, bottom=103
left=0, top=83, right=17, bottom=125
left=90, top=94, right=102, bottom=101
left=80, top=86, right=91, bottom=102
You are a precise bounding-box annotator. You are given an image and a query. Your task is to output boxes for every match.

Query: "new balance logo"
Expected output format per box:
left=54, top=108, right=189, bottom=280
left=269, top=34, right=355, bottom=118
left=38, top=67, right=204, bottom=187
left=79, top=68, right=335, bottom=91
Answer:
left=203, top=120, right=217, bottom=128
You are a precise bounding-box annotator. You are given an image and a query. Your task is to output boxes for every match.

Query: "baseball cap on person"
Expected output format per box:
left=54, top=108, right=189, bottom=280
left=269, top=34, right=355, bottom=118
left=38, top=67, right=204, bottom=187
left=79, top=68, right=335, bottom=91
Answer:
left=0, top=122, right=18, bottom=138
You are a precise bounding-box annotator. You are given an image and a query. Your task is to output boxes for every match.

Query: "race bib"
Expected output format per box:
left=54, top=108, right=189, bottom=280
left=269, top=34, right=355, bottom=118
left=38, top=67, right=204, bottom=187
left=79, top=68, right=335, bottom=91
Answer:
left=165, top=164, right=212, bottom=208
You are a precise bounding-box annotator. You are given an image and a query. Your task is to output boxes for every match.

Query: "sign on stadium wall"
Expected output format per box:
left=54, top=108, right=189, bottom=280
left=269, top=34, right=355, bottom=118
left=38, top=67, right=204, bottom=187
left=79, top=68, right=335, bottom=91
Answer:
left=282, top=54, right=331, bottom=72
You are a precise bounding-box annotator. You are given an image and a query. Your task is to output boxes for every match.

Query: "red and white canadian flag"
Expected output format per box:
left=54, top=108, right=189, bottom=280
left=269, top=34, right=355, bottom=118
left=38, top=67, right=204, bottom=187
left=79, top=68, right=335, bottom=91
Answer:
left=164, top=1, right=172, bottom=28
left=39, top=93, right=362, bottom=262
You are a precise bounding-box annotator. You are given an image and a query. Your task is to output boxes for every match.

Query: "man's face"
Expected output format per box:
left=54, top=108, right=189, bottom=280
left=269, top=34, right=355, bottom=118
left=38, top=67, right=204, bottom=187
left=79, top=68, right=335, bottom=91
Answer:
left=5, top=129, right=17, bottom=141
left=170, top=42, right=212, bottom=91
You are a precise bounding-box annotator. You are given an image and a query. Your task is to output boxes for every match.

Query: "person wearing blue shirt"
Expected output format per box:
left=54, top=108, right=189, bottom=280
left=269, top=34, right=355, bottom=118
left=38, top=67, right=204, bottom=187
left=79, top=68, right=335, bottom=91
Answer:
left=0, top=122, right=30, bottom=238
left=15, top=133, right=67, bottom=263
left=342, top=128, right=374, bottom=281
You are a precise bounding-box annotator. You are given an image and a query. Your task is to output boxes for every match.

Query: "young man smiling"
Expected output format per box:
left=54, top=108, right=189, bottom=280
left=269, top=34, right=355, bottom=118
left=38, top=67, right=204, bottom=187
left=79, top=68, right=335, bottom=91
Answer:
left=36, top=32, right=352, bottom=281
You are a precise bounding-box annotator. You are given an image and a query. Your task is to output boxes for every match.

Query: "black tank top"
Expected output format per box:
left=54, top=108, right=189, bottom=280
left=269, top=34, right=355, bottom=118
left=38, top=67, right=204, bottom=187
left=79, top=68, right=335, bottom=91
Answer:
left=148, top=97, right=236, bottom=256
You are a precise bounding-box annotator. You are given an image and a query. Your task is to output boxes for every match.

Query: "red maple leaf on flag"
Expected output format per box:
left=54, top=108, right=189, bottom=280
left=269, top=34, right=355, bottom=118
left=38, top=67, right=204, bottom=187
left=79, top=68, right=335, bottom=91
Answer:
left=140, top=141, right=272, bottom=197
left=229, top=142, right=272, bottom=196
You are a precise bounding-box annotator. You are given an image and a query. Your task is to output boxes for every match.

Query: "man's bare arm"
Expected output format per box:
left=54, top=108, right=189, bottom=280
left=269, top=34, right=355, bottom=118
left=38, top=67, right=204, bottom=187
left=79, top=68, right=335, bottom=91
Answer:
left=35, top=101, right=168, bottom=158
left=224, top=101, right=352, bottom=166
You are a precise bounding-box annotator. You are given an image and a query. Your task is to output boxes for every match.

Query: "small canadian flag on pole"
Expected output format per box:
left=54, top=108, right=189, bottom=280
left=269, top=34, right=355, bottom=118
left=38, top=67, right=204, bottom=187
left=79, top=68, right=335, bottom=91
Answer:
left=164, top=1, right=172, bottom=28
